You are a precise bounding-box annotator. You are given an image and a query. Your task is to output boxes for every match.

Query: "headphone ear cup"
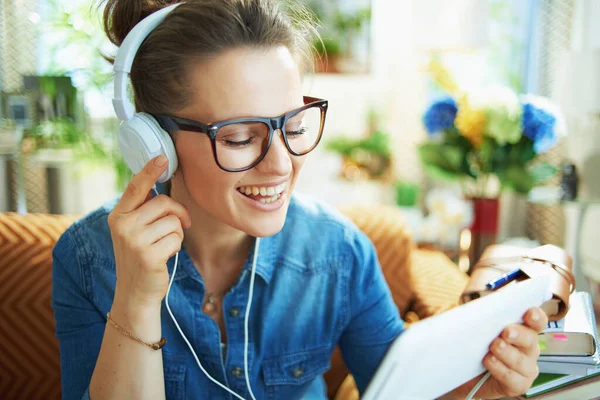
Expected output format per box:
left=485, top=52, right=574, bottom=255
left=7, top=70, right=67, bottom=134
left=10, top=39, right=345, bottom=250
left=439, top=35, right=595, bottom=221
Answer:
left=117, top=112, right=178, bottom=183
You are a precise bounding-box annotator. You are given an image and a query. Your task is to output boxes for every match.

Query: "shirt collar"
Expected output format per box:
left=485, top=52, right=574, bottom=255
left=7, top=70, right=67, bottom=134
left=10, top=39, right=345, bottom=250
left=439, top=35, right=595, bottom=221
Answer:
left=243, top=235, right=276, bottom=284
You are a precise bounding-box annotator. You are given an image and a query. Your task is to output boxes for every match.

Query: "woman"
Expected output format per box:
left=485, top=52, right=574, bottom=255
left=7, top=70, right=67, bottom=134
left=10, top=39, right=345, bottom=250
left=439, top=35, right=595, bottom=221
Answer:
left=51, top=1, right=547, bottom=399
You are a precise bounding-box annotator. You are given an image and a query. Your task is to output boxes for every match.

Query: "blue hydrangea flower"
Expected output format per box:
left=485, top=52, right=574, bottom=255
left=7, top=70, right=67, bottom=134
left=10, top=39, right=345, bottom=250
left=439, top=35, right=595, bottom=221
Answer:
left=423, top=96, right=458, bottom=135
left=521, top=102, right=558, bottom=154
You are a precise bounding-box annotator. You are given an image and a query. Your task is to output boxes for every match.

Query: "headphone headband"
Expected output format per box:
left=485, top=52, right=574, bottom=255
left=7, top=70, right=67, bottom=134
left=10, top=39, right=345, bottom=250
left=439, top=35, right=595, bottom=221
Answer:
left=112, top=3, right=183, bottom=121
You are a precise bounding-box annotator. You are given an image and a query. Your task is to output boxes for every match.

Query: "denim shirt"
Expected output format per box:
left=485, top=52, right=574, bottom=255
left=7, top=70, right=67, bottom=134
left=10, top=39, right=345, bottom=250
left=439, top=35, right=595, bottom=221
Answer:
left=52, top=193, right=404, bottom=400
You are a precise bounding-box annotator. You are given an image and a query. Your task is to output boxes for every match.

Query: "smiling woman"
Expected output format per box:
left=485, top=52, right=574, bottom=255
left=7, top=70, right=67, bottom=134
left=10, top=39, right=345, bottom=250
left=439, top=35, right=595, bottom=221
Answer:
left=50, top=1, right=547, bottom=400
left=51, top=1, right=405, bottom=400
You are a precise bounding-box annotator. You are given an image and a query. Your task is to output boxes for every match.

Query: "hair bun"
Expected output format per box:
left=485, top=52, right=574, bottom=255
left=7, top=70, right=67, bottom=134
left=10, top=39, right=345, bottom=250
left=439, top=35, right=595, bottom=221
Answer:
left=100, top=0, right=180, bottom=47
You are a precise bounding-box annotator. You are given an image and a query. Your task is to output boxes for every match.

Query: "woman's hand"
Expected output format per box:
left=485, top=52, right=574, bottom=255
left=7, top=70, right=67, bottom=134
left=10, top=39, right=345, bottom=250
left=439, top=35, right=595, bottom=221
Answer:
left=108, top=155, right=192, bottom=309
left=450, top=307, right=548, bottom=399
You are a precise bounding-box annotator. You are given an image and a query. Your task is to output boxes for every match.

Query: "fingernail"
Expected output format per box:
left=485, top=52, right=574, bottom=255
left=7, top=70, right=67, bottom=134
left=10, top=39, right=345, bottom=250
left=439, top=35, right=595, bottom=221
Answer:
left=508, top=329, right=518, bottom=340
left=154, top=155, right=168, bottom=167
left=490, top=355, right=497, bottom=363
left=497, top=340, right=506, bottom=350
left=531, top=310, right=540, bottom=321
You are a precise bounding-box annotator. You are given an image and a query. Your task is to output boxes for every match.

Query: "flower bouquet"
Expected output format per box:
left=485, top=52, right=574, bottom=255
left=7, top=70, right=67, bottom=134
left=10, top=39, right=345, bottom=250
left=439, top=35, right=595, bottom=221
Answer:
left=419, top=84, right=565, bottom=198
left=419, top=61, right=566, bottom=262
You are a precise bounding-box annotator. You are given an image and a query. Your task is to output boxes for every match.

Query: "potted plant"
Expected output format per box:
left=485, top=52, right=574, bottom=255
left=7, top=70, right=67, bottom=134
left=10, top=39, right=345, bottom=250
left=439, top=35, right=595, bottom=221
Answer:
left=419, top=63, right=565, bottom=260
left=325, top=108, right=394, bottom=181
left=313, top=37, right=342, bottom=73
left=305, top=2, right=371, bottom=74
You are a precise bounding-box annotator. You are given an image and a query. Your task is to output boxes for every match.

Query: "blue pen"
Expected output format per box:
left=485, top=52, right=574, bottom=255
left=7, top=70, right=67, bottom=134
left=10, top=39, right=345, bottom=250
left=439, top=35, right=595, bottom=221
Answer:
left=486, top=268, right=523, bottom=290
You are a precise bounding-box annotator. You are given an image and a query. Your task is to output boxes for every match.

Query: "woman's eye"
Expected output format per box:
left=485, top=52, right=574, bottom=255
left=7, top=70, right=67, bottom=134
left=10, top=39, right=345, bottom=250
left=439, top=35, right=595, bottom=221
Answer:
left=287, top=127, right=307, bottom=137
left=223, top=137, right=254, bottom=147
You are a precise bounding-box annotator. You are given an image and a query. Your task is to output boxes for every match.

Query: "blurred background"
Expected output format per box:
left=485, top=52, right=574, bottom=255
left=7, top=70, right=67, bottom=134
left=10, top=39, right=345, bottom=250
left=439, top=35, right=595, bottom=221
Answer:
left=1, top=0, right=599, bottom=300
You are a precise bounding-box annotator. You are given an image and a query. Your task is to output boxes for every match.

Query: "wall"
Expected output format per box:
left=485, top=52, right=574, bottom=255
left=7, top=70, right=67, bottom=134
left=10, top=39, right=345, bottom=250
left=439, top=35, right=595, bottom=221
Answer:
left=296, top=0, right=427, bottom=205
left=563, top=0, right=600, bottom=280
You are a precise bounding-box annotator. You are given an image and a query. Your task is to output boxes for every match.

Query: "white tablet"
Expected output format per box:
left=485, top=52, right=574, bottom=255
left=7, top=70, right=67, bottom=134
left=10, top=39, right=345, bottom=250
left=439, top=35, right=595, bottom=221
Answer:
left=363, top=276, right=553, bottom=400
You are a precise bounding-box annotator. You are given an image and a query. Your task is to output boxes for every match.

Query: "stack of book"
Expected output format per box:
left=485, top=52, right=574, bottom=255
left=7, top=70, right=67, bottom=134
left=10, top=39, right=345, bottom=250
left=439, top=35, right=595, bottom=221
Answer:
left=524, top=291, right=600, bottom=397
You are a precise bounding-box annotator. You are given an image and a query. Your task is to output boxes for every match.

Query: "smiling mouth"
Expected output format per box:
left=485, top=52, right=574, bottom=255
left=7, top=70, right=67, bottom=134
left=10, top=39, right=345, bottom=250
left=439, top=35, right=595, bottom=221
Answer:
left=237, top=182, right=286, bottom=204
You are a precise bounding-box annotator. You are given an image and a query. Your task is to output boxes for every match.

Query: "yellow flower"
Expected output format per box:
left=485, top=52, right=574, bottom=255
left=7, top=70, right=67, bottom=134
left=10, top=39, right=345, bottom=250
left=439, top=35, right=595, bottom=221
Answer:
left=427, top=58, right=460, bottom=95
left=455, top=95, right=485, bottom=148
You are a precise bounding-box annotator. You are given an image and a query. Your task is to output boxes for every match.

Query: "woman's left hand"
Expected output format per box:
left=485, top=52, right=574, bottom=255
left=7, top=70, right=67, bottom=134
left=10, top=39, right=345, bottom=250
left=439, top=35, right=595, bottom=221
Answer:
left=451, top=307, right=548, bottom=399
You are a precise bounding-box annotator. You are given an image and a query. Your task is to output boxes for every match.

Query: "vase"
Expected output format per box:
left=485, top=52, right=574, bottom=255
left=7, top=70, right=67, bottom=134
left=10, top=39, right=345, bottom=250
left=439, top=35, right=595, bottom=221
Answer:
left=468, top=197, right=500, bottom=269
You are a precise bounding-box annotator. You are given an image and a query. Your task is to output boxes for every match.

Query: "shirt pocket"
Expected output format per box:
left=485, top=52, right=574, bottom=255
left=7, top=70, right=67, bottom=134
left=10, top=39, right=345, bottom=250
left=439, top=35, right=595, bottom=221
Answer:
left=163, top=351, right=187, bottom=400
left=262, top=346, right=331, bottom=400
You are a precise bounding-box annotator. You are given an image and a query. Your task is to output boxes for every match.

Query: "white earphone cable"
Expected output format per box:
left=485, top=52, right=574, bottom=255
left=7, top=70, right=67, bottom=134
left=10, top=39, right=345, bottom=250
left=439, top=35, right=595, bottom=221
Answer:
left=244, top=238, right=260, bottom=400
left=150, top=185, right=488, bottom=400
left=464, top=371, right=491, bottom=400
left=153, top=186, right=256, bottom=400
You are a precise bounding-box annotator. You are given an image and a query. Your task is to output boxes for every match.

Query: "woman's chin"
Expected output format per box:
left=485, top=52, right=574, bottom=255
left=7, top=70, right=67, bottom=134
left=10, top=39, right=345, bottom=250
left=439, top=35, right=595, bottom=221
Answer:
left=234, top=190, right=290, bottom=237
left=240, top=209, right=288, bottom=238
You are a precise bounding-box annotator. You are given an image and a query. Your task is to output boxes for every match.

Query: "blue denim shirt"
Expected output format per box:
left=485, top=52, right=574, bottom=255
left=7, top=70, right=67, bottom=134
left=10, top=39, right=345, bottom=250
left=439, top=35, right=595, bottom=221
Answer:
left=52, top=193, right=404, bottom=400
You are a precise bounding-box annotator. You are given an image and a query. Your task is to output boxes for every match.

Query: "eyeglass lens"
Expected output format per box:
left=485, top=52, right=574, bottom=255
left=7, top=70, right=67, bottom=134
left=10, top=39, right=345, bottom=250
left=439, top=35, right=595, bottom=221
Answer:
left=214, top=105, right=322, bottom=170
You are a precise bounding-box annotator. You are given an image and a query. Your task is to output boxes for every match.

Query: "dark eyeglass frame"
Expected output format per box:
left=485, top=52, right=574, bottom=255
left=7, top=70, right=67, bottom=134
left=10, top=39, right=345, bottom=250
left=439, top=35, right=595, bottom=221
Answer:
left=151, top=96, right=328, bottom=172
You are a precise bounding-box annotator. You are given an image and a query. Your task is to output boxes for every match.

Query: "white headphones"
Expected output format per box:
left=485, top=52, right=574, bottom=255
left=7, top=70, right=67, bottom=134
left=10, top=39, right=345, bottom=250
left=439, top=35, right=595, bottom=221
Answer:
left=112, top=3, right=181, bottom=183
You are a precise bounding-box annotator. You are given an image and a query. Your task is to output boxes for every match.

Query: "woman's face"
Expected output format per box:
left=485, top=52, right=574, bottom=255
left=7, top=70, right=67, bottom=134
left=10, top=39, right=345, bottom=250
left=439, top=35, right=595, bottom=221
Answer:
left=173, top=46, right=307, bottom=237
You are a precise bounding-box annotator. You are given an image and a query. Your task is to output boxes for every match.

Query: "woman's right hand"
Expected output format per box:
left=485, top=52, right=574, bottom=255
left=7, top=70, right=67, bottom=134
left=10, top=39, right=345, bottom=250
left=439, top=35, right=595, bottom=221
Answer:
left=108, top=155, right=192, bottom=309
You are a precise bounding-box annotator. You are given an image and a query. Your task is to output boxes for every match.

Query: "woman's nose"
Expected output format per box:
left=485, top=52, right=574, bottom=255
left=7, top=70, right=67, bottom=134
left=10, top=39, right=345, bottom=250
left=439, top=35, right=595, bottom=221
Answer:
left=255, top=130, right=292, bottom=176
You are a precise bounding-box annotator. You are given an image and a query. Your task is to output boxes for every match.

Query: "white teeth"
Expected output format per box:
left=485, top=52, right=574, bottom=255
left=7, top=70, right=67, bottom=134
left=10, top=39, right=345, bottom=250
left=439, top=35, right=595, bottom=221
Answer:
left=238, top=183, right=287, bottom=196
left=258, top=193, right=281, bottom=204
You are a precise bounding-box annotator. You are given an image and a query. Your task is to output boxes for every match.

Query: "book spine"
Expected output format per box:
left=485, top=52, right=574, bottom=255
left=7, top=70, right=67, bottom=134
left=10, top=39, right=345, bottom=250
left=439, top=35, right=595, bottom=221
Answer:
left=538, top=361, right=591, bottom=375
left=583, top=292, right=600, bottom=357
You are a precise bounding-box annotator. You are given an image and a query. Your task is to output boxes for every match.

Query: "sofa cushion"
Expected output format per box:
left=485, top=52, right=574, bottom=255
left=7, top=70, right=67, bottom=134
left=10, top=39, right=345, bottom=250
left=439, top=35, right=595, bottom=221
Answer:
left=0, top=212, right=79, bottom=399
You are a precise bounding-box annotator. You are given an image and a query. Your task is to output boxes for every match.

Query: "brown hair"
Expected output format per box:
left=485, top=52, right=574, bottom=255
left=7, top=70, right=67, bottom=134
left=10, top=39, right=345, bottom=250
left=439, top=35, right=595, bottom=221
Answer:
left=99, top=0, right=318, bottom=115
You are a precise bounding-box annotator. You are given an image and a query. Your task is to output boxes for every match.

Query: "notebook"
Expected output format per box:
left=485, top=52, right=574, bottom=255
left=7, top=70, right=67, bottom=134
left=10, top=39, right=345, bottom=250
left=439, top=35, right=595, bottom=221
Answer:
left=537, top=361, right=600, bottom=375
left=538, top=292, right=597, bottom=357
left=362, top=276, right=552, bottom=400
left=524, top=370, right=600, bottom=398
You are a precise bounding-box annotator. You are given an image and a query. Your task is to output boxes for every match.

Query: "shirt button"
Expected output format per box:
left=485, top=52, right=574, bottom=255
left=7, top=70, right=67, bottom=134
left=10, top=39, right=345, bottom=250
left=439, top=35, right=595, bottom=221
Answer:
left=293, top=367, right=304, bottom=378
left=228, top=307, right=241, bottom=318
left=231, top=367, right=243, bottom=378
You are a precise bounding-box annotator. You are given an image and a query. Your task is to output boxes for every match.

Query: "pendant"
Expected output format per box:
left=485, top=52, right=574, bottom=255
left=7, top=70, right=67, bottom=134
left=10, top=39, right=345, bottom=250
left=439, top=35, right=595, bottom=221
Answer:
left=203, top=293, right=216, bottom=313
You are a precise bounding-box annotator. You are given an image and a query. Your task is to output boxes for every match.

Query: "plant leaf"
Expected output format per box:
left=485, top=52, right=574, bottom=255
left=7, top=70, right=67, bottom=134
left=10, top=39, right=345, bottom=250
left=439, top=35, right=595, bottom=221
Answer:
left=499, top=164, right=535, bottom=194
left=423, top=164, right=463, bottom=181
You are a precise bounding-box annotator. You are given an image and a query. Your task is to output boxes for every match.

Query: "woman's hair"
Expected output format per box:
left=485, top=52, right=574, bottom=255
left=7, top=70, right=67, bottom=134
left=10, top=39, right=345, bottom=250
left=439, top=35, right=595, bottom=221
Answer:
left=99, top=0, right=319, bottom=115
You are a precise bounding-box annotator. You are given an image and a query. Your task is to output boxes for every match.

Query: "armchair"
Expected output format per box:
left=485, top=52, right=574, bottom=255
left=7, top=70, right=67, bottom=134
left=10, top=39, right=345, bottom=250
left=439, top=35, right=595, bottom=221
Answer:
left=0, top=205, right=469, bottom=400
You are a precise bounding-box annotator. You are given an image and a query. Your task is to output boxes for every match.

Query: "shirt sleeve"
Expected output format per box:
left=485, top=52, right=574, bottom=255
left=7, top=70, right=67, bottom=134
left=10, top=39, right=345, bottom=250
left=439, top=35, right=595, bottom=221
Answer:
left=51, top=229, right=105, bottom=400
left=338, top=229, right=405, bottom=394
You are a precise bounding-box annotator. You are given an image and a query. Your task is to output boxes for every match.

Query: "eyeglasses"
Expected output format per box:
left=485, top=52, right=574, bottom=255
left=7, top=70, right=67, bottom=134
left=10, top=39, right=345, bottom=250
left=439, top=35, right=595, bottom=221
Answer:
left=152, top=96, right=328, bottom=172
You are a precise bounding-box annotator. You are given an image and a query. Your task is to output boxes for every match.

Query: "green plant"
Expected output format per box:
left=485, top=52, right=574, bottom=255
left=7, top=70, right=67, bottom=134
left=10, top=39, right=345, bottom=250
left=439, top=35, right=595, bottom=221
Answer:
left=420, top=65, right=562, bottom=197
left=325, top=129, right=392, bottom=179
left=32, top=118, right=83, bottom=148
left=326, top=129, right=391, bottom=158
left=395, top=181, right=420, bottom=207
left=304, top=1, right=370, bottom=60
left=43, top=0, right=113, bottom=93
left=34, top=1, right=134, bottom=190
left=313, top=37, right=341, bottom=56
